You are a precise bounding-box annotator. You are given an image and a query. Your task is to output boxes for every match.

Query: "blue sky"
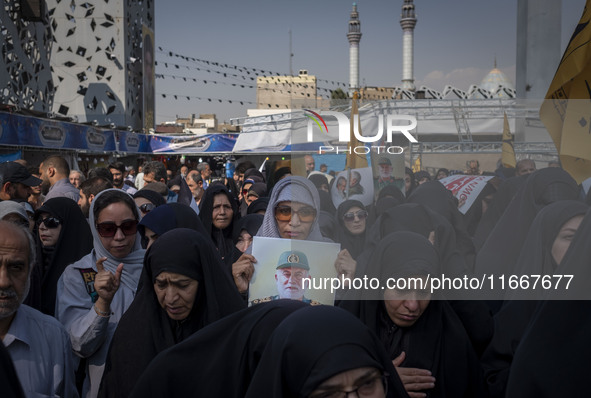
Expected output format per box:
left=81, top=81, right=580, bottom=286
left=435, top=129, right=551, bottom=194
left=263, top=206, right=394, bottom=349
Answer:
left=154, top=0, right=586, bottom=124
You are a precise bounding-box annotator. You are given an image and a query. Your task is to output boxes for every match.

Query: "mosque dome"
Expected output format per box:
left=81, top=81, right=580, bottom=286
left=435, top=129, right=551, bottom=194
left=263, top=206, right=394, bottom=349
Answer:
left=479, top=60, right=515, bottom=98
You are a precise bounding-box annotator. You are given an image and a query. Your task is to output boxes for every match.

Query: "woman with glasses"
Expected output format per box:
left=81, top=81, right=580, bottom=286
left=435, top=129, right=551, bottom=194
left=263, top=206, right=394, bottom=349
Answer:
left=56, top=189, right=145, bottom=398
left=137, top=202, right=208, bottom=250
left=244, top=305, right=408, bottom=398
left=334, top=200, right=368, bottom=280
left=132, top=189, right=166, bottom=216
left=29, top=197, right=93, bottom=316
left=99, top=228, right=244, bottom=398
left=257, top=176, right=326, bottom=241
left=341, top=232, right=487, bottom=398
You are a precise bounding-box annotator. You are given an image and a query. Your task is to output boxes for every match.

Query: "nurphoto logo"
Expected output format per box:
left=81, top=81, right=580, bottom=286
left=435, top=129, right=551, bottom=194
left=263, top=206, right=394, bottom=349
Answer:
left=304, top=109, right=418, bottom=154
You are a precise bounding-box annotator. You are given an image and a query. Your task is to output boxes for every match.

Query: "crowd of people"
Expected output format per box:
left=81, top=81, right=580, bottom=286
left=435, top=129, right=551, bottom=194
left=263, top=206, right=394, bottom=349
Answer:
left=0, top=153, right=590, bottom=398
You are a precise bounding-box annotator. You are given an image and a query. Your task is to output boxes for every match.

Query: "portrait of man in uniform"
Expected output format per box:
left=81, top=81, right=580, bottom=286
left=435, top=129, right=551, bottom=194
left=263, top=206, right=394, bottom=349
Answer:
left=251, top=250, right=319, bottom=305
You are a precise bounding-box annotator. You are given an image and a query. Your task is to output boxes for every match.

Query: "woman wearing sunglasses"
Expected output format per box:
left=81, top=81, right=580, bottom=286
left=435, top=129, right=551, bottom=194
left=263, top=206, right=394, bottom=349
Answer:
left=334, top=200, right=368, bottom=280
left=56, top=189, right=145, bottom=398
left=257, top=176, right=326, bottom=241
left=30, top=198, right=93, bottom=316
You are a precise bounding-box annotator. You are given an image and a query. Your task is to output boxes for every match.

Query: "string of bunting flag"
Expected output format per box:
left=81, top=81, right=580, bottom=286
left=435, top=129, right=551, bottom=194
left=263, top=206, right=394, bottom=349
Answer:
left=155, top=46, right=348, bottom=88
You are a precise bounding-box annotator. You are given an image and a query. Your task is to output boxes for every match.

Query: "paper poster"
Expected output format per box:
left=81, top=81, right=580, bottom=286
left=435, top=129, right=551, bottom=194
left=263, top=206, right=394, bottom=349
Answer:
left=330, top=167, right=374, bottom=208
left=439, top=175, right=494, bottom=214
left=249, top=237, right=341, bottom=306
left=369, top=152, right=406, bottom=199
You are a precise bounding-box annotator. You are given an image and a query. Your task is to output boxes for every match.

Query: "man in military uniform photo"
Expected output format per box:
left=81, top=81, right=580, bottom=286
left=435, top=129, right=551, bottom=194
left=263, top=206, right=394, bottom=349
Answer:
left=373, top=157, right=404, bottom=193
left=251, top=250, right=320, bottom=305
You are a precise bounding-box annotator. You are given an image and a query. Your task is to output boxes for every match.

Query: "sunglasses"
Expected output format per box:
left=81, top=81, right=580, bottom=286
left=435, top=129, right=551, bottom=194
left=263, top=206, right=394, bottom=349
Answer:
left=139, top=203, right=156, bottom=214
left=343, top=210, right=368, bottom=222
left=274, top=205, right=317, bottom=223
left=96, top=219, right=138, bottom=238
left=36, top=217, right=61, bottom=229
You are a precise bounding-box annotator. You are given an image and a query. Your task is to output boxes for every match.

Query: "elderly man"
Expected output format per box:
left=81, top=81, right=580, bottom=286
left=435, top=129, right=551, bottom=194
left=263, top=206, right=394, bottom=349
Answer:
left=0, top=221, right=77, bottom=397
left=515, top=159, right=537, bottom=176
left=185, top=170, right=204, bottom=206
left=69, top=170, right=85, bottom=189
left=0, top=162, right=42, bottom=202
left=251, top=250, right=319, bottom=305
left=39, top=155, right=80, bottom=202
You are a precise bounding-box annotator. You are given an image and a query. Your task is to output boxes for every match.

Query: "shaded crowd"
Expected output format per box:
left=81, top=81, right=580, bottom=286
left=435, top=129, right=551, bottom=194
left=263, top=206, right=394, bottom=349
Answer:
left=0, top=154, right=590, bottom=398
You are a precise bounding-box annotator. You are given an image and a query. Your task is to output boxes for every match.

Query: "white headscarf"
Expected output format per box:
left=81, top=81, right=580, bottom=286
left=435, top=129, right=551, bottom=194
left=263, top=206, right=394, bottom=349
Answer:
left=257, top=176, right=327, bottom=241
left=89, top=189, right=145, bottom=291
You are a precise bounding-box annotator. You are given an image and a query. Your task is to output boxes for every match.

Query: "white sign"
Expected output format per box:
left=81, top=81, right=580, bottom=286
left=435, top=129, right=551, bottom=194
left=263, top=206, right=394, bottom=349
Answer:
left=439, top=175, right=494, bottom=214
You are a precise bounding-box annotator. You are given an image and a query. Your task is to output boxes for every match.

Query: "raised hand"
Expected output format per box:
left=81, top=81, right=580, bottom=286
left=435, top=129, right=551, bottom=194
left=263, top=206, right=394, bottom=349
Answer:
left=94, top=257, right=124, bottom=314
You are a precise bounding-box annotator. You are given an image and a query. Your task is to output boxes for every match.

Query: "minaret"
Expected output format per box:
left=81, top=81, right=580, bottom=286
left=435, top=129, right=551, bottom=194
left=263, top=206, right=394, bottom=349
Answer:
left=347, top=3, right=362, bottom=96
left=400, top=0, right=417, bottom=91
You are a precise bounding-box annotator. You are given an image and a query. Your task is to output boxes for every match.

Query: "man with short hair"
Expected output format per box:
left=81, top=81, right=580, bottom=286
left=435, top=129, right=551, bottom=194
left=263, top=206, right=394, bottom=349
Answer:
left=78, top=177, right=113, bottom=218
left=0, top=162, right=42, bottom=202
left=515, top=159, right=537, bottom=176
left=142, top=161, right=177, bottom=202
left=251, top=250, right=319, bottom=305
left=186, top=170, right=204, bottom=206
left=196, top=162, right=211, bottom=190
left=69, top=170, right=85, bottom=189
left=0, top=221, right=77, bottom=397
left=108, top=161, right=137, bottom=194
left=39, top=155, right=80, bottom=202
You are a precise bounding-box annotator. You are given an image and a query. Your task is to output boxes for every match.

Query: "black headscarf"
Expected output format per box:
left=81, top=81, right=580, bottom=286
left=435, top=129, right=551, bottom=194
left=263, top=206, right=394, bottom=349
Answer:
left=472, top=175, right=528, bottom=250
left=483, top=201, right=588, bottom=398
left=99, top=228, right=245, bottom=398
left=340, top=232, right=487, bottom=398
left=505, top=207, right=591, bottom=397
left=138, top=202, right=208, bottom=242
left=336, top=200, right=367, bottom=260
left=128, top=300, right=308, bottom=398
left=475, top=168, right=579, bottom=277
left=244, top=305, right=408, bottom=398
left=29, top=197, right=93, bottom=315
left=198, top=184, right=240, bottom=261
left=247, top=197, right=269, bottom=215
left=132, top=188, right=166, bottom=207
left=232, top=214, right=264, bottom=244
left=406, top=181, right=476, bottom=267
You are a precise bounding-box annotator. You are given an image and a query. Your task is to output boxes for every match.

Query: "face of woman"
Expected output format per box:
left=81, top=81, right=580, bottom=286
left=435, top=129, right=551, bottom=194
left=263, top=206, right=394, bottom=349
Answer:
left=37, top=212, right=62, bottom=247
left=383, top=276, right=431, bottom=328
left=143, top=227, right=158, bottom=250
left=154, top=271, right=199, bottom=321
left=236, top=229, right=253, bottom=253
left=308, top=366, right=386, bottom=398
left=343, top=206, right=366, bottom=235
left=551, top=214, right=584, bottom=265
left=275, top=201, right=315, bottom=240
left=212, top=193, right=233, bottom=230
left=96, top=202, right=137, bottom=258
